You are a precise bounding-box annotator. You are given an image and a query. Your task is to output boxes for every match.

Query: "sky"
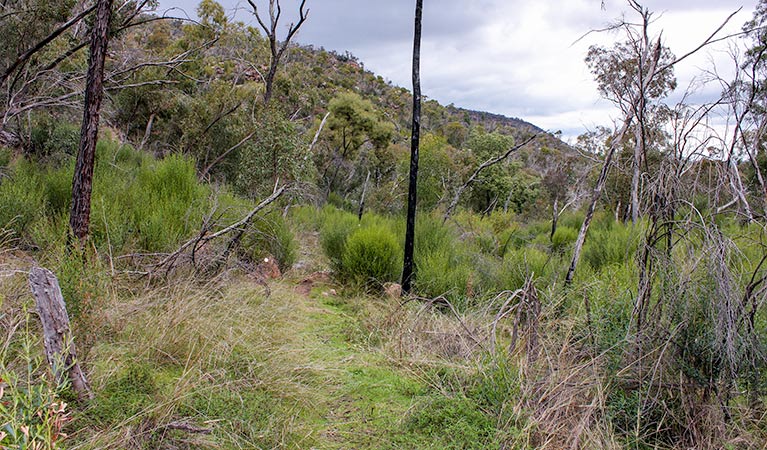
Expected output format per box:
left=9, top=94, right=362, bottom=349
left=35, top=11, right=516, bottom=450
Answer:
left=156, top=0, right=760, bottom=141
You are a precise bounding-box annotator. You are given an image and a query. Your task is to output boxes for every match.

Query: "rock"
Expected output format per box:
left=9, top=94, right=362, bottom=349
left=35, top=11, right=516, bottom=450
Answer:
left=383, top=282, right=402, bottom=300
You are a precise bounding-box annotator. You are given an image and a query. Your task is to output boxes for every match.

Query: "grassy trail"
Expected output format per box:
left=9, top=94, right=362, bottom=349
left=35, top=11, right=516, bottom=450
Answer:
left=263, top=280, right=426, bottom=449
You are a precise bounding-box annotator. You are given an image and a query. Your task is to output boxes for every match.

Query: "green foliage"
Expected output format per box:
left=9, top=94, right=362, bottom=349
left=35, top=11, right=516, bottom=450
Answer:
left=241, top=212, right=297, bottom=272
left=582, top=220, right=642, bottom=271
left=415, top=246, right=472, bottom=303
left=89, top=363, right=158, bottom=424
left=551, top=226, right=577, bottom=254
left=235, top=109, right=306, bottom=198
left=0, top=160, right=44, bottom=238
left=0, top=312, right=70, bottom=449
left=319, top=207, right=360, bottom=272
left=341, top=224, right=402, bottom=286
left=405, top=395, right=498, bottom=449
left=316, top=91, right=394, bottom=195
left=29, top=118, right=80, bottom=162
left=90, top=145, right=208, bottom=253
left=501, top=247, right=552, bottom=290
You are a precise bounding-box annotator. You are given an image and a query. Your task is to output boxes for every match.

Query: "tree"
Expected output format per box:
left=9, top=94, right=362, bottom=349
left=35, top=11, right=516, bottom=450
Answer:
left=401, top=0, right=423, bottom=294
left=247, top=0, right=308, bottom=104
left=69, top=0, right=114, bottom=242
left=315, top=92, right=393, bottom=197
left=585, top=1, right=677, bottom=223
left=566, top=0, right=742, bottom=284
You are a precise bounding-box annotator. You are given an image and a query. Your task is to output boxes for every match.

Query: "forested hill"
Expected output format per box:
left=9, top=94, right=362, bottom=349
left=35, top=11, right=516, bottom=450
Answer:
left=0, top=5, right=581, bottom=216
left=284, top=42, right=572, bottom=153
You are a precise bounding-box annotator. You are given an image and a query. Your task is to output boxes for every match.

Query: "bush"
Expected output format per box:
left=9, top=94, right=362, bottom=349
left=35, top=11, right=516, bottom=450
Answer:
left=0, top=160, right=45, bottom=237
left=319, top=207, right=359, bottom=272
left=500, top=247, right=551, bottom=290
left=582, top=221, right=642, bottom=271
left=341, top=224, right=401, bottom=286
left=551, top=226, right=577, bottom=254
left=29, top=118, right=79, bottom=162
left=414, top=246, right=472, bottom=303
left=241, top=212, right=297, bottom=272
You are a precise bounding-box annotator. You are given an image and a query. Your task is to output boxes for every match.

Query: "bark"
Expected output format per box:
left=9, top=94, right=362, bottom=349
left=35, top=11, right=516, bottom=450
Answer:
left=28, top=267, right=92, bottom=402
left=566, top=116, right=634, bottom=285
left=550, top=197, right=559, bottom=240
left=69, top=0, right=114, bottom=243
left=358, top=170, right=370, bottom=221
left=248, top=0, right=308, bottom=105
left=401, top=0, right=423, bottom=294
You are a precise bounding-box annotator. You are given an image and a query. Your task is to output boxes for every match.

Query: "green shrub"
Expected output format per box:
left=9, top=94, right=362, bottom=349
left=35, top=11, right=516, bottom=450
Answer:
left=0, top=160, right=45, bottom=237
left=320, top=207, right=359, bottom=272
left=29, top=118, right=79, bottom=162
left=414, top=246, right=472, bottom=303
left=241, top=212, right=297, bottom=272
left=582, top=221, right=642, bottom=271
left=40, top=164, right=73, bottom=215
left=341, top=224, right=401, bottom=286
left=501, top=247, right=551, bottom=290
left=551, top=226, right=577, bottom=254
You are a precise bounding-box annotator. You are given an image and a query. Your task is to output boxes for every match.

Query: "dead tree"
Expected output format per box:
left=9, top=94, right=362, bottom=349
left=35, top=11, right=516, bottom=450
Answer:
left=28, top=267, right=92, bottom=402
left=442, top=134, right=538, bottom=224
left=247, top=0, right=309, bottom=104
left=70, top=0, right=114, bottom=243
left=566, top=2, right=741, bottom=284
left=401, top=0, right=423, bottom=294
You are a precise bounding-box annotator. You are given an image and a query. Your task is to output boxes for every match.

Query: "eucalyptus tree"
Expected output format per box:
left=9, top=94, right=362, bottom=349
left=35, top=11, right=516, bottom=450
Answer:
left=585, top=0, right=677, bottom=224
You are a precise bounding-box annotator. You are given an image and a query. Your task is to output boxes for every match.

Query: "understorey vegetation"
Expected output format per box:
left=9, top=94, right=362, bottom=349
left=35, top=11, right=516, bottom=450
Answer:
left=1, top=0, right=767, bottom=449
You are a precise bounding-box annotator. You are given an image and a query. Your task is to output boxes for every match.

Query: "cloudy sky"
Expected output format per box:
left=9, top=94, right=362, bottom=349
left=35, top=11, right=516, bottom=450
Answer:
left=157, top=0, right=759, bottom=141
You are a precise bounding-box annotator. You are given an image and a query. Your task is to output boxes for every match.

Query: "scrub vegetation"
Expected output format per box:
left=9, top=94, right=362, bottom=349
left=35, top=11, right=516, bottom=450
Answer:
left=2, top=0, right=767, bottom=449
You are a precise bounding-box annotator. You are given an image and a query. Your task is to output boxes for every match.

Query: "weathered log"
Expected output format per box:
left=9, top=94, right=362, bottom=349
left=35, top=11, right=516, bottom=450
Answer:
left=28, top=267, right=92, bottom=402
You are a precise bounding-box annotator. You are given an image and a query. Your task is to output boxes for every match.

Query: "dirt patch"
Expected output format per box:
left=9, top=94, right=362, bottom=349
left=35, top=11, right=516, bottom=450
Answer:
left=296, top=271, right=333, bottom=296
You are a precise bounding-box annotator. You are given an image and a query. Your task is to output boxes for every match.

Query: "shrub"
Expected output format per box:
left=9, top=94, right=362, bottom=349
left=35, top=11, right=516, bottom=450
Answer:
left=551, top=226, right=577, bottom=254
left=319, top=207, right=359, bottom=272
left=414, top=246, right=472, bottom=303
left=241, top=212, right=297, bottom=272
left=582, top=221, right=642, bottom=271
left=341, top=224, right=401, bottom=286
left=0, top=160, right=45, bottom=237
left=500, top=247, right=551, bottom=290
left=29, top=118, right=79, bottom=162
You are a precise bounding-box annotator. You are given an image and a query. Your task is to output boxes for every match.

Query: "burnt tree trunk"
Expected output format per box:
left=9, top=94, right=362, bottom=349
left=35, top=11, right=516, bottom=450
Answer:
left=28, top=267, right=92, bottom=402
left=401, top=0, right=423, bottom=294
left=69, top=0, right=113, bottom=242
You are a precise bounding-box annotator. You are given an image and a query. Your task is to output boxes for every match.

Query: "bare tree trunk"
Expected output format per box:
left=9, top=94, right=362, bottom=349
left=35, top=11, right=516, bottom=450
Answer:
left=28, top=267, right=92, bottom=402
left=550, top=197, right=559, bottom=240
left=631, top=121, right=642, bottom=223
left=69, top=0, right=113, bottom=243
left=247, top=0, right=308, bottom=105
left=358, top=170, right=370, bottom=221
left=566, top=116, right=633, bottom=285
left=401, top=0, right=423, bottom=294
left=138, top=113, right=155, bottom=151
